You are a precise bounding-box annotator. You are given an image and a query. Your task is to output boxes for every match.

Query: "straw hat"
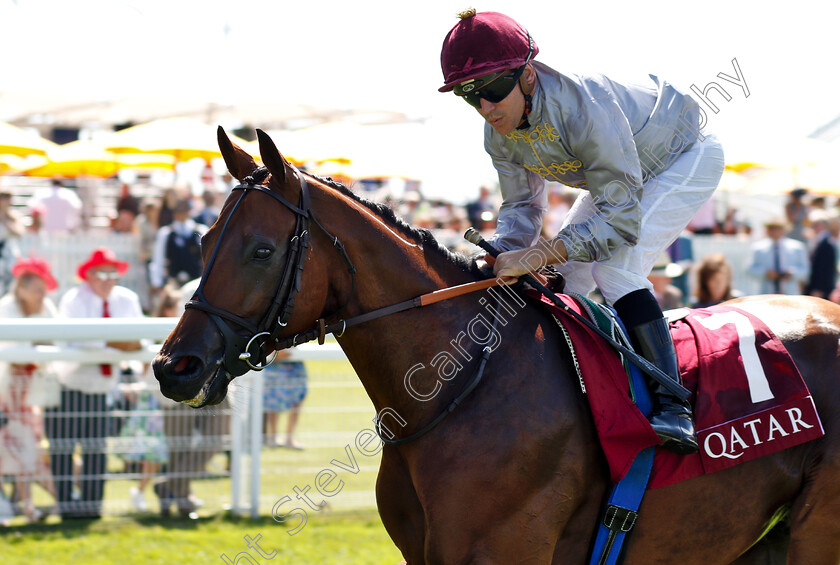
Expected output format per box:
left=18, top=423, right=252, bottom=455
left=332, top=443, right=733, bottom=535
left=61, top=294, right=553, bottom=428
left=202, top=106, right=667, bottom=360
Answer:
left=650, top=252, right=684, bottom=278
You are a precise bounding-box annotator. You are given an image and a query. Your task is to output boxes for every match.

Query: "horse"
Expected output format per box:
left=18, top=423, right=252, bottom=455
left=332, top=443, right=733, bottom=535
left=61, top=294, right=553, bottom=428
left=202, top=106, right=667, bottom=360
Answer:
left=153, top=127, right=840, bottom=564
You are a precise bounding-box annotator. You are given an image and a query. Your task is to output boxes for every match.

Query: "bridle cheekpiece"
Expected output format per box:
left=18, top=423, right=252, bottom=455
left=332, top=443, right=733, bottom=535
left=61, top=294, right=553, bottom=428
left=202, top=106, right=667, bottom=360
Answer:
left=185, top=165, right=355, bottom=378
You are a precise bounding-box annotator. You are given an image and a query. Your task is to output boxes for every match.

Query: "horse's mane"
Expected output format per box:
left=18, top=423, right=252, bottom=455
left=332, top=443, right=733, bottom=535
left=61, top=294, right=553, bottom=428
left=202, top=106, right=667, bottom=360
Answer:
left=309, top=173, right=485, bottom=278
left=307, top=175, right=566, bottom=292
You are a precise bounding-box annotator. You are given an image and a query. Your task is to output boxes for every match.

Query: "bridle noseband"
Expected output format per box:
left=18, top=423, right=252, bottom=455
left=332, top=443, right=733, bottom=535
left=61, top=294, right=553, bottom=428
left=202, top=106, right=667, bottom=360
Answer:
left=185, top=165, right=355, bottom=378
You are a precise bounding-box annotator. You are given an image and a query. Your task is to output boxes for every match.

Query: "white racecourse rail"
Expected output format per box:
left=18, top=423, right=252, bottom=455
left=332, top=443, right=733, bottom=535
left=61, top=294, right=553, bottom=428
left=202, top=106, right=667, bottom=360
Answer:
left=0, top=318, right=364, bottom=523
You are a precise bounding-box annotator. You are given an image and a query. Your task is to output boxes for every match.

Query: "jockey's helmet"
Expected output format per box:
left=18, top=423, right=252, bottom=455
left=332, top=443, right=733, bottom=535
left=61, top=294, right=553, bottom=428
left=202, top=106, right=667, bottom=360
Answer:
left=439, top=9, right=538, bottom=93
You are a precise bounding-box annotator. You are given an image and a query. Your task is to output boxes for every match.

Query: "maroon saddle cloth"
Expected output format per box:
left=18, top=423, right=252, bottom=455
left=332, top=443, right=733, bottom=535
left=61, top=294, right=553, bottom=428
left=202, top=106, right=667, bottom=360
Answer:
left=650, top=304, right=823, bottom=488
left=533, top=293, right=824, bottom=488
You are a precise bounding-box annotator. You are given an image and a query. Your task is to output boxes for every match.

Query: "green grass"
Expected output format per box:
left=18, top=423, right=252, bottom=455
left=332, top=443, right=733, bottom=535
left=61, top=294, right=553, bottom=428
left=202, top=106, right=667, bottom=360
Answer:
left=1, top=358, right=399, bottom=563
left=0, top=509, right=400, bottom=565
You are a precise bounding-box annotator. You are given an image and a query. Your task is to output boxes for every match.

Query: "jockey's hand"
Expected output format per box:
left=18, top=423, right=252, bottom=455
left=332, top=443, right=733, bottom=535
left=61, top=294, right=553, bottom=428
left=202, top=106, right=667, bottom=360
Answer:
left=492, top=249, right=531, bottom=285
left=491, top=239, right=568, bottom=285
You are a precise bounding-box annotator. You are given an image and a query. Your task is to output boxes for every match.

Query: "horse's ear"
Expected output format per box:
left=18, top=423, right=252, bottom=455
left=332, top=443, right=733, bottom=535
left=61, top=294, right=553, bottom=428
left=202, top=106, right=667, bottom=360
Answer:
left=256, top=129, right=288, bottom=187
left=218, top=126, right=257, bottom=182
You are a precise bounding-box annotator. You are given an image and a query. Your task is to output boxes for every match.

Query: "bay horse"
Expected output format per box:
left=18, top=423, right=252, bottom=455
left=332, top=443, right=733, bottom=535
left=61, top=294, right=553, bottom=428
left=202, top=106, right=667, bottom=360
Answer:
left=153, top=127, right=840, bottom=564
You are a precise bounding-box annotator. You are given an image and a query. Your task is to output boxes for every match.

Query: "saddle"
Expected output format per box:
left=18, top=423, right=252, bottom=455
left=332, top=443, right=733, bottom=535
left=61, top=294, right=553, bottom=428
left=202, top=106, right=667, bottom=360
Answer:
left=529, top=291, right=824, bottom=487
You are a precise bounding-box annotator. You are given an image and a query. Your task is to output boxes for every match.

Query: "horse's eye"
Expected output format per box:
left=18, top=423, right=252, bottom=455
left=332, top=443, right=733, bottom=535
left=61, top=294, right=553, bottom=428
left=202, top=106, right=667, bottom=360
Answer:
left=254, top=247, right=273, bottom=261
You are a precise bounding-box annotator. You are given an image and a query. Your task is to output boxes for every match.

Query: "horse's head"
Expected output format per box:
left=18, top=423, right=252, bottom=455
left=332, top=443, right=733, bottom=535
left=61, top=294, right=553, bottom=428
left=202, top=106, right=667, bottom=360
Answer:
left=152, top=127, right=339, bottom=407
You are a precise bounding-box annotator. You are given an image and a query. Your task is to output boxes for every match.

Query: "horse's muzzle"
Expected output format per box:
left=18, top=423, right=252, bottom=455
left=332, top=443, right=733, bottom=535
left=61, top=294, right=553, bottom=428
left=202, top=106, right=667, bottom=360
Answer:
left=152, top=353, right=227, bottom=406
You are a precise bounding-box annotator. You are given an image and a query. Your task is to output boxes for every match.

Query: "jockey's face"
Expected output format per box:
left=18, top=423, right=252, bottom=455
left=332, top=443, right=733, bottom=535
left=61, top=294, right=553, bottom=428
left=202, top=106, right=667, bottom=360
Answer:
left=475, top=65, right=534, bottom=136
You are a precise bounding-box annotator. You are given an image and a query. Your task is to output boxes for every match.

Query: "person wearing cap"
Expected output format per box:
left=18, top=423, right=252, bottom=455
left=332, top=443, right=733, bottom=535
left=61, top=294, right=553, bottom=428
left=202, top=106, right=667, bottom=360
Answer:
left=747, top=218, right=809, bottom=296
left=44, top=247, right=144, bottom=520
left=0, top=257, right=60, bottom=523
left=148, top=199, right=208, bottom=293
left=439, top=9, right=727, bottom=454
left=647, top=252, right=685, bottom=311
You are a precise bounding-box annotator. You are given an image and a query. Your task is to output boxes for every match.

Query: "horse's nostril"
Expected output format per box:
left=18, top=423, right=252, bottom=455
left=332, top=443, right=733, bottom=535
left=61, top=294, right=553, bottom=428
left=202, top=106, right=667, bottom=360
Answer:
left=174, top=356, right=192, bottom=373
left=168, top=355, right=204, bottom=380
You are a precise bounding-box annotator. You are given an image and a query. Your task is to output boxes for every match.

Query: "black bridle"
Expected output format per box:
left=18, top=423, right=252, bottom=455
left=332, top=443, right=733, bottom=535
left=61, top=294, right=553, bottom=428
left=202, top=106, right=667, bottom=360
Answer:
left=183, top=163, right=502, bottom=445
left=185, top=165, right=355, bottom=378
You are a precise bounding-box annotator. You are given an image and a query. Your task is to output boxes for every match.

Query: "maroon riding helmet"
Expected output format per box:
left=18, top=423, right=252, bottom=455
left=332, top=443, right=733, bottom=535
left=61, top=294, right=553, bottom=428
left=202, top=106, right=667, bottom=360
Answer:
left=439, top=9, right=539, bottom=93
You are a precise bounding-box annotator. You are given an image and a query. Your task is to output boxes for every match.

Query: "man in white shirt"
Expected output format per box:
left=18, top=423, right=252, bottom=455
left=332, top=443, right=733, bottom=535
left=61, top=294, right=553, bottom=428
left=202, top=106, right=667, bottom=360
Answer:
left=29, top=179, right=83, bottom=234
left=747, top=218, right=810, bottom=295
left=45, top=247, right=144, bottom=519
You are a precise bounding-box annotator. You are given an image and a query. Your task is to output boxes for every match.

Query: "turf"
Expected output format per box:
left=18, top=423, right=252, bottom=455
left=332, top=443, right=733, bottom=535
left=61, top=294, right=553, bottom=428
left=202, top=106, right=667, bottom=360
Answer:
left=0, top=509, right=399, bottom=565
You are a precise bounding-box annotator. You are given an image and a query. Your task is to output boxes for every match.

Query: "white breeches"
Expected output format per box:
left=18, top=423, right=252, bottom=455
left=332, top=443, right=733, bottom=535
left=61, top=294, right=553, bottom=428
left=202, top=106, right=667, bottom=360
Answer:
left=556, top=133, right=725, bottom=304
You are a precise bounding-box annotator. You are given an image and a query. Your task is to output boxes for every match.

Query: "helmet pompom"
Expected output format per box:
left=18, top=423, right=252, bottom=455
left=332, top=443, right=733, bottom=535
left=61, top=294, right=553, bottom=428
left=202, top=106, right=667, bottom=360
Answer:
left=457, top=8, right=477, bottom=19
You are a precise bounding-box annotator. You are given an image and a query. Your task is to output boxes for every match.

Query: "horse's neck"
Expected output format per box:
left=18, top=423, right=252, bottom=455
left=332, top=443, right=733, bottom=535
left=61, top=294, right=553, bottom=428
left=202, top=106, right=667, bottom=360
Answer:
left=331, top=211, right=484, bottom=418
left=337, top=270, right=546, bottom=447
left=339, top=293, right=490, bottom=423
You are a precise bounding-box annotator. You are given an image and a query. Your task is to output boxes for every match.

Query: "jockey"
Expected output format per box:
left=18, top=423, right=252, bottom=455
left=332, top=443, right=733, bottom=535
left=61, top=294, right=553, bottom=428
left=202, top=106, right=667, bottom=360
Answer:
left=439, top=10, right=725, bottom=454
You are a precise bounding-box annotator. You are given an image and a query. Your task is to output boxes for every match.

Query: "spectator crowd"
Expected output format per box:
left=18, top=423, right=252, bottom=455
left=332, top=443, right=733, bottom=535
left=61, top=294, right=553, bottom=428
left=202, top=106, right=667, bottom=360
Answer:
left=0, top=175, right=309, bottom=524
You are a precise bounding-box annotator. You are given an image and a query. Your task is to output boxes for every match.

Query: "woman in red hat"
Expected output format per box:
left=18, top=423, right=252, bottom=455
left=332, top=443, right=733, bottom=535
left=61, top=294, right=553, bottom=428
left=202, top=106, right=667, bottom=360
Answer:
left=0, top=257, right=60, bottom=523
left=440, top=10, right=727, bottom=454
left=44, top=247, right=144, bottom=520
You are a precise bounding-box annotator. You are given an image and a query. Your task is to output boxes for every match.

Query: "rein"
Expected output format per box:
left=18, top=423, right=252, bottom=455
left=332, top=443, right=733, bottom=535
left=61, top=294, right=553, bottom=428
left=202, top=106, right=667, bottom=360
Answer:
left=276, top=277, right=500, bottom=349
left=186, top=165, right=506, bottom=445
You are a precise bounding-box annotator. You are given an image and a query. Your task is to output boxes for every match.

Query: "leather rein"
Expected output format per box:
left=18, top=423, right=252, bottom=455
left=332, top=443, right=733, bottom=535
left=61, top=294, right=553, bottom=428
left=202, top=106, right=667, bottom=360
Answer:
left=185, top=165, right=500, bottom=374
left=185, top=165, right=504, bottom=445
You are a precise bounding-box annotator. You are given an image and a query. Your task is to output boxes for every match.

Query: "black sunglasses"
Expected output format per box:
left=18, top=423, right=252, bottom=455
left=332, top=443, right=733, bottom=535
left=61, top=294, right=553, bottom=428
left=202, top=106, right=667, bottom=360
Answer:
left=454, top=66, right=527, bottom=109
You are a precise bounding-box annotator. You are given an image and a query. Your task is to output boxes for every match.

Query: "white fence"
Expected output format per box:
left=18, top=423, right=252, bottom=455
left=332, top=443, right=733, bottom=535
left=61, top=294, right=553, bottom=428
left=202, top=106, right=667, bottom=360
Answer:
left=0, top=319, right=372, bottom=526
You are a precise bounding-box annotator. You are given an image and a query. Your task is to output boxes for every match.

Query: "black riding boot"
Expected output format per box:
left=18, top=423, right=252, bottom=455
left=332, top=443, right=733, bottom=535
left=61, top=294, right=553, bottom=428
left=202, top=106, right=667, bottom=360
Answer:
left=629, top=317, right=698, bottom=454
